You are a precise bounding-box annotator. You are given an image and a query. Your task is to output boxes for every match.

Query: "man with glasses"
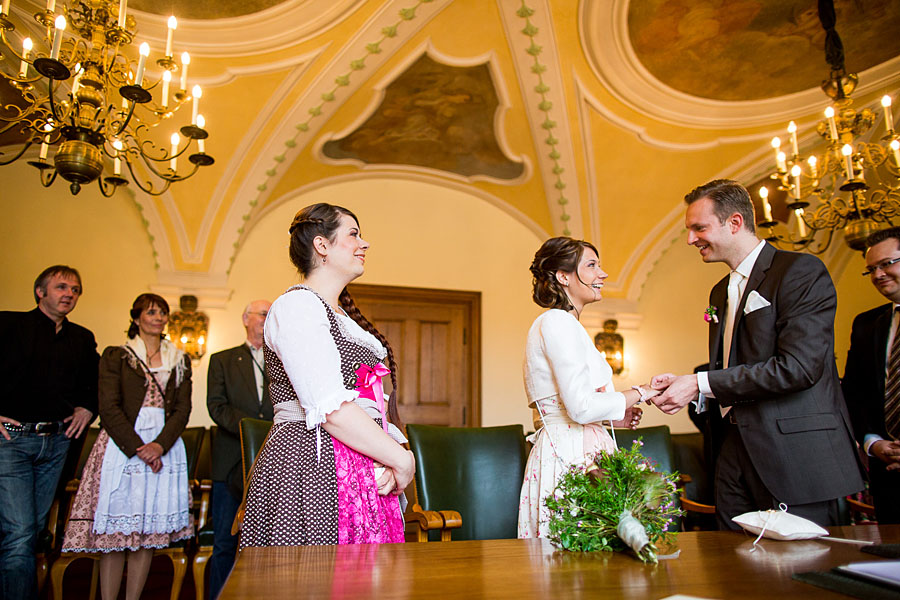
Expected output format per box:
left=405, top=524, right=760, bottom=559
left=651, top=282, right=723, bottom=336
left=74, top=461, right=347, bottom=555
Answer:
left=843, top=227, right=900, bottom=523
left=206, top=299, right=272, bottom=598
left=0, top=265, right=99, bottom=600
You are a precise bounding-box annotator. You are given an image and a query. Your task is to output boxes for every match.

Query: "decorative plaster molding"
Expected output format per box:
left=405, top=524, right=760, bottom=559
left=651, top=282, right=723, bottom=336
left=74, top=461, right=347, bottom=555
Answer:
left=210, top=0, right=453, bottom=276
left=150, top=270, right=232, bottom=310
left=497, top=0, right=582, bottom=237
left=580, top=0, right=900, bottom=129
left=313, top=41, right=531, bottom=187
left=245, top=170, right=550, bottom=242
left=130, top=0, right=366, bottom=58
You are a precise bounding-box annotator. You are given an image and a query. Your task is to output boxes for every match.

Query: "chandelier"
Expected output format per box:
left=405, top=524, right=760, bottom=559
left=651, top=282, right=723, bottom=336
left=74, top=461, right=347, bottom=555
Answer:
left=0, top=0, right=214, bottom=196
left=755, top=1, right=898, bottom=254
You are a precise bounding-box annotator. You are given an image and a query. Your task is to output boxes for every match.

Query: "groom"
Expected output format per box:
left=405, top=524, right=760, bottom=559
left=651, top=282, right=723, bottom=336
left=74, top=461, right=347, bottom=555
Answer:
left=652, top=179, right=862, bottom=530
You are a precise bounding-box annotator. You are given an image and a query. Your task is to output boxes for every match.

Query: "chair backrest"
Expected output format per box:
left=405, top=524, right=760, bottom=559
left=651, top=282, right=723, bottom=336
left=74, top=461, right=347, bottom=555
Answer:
left=180, top=426, right=206, bottom=481
left=195, top=426, right=214, bottom=483
left=671, top=432, right=710, bottom=503
left=406, top=424, right=527, bottom=541
left=613, top=425, right=675, bottom=473
left=239, top=418, right=272, bottom=486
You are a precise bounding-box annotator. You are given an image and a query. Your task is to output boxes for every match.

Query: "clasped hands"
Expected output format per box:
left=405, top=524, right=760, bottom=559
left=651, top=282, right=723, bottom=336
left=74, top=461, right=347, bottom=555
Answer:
left=373, top=450, right=416, bottom=497
left=136, top=441, right=165, bottom=473
left=645, top=372, right=699, bottom=415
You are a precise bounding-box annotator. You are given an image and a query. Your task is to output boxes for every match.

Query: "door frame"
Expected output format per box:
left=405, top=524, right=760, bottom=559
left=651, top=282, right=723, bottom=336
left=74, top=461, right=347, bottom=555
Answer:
left=347, top=283, right=482, bottom=426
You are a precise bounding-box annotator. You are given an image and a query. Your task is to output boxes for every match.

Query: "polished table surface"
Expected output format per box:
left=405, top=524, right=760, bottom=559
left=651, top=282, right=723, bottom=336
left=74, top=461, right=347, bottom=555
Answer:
left=220, top=525, right=900, bottom=599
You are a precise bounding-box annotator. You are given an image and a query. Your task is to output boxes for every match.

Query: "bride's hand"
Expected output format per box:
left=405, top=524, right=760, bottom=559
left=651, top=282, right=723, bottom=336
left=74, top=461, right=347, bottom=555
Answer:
left=611, top=406, right=643, bottom=429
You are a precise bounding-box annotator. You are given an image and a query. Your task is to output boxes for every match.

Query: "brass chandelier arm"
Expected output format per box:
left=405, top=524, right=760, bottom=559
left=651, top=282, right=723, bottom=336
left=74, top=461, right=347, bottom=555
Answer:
left=0, top=140, right=34, bottom=165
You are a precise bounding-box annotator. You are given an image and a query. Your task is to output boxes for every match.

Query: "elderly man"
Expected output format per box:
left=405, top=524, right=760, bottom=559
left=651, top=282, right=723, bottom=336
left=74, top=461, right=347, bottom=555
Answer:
left=843, top=227, right=900, bottom=523
left=0, top=265, right=99, bottom=600
left=206, top=299, right=273, bottom=598
left=652, top=179, right=862, bottom=530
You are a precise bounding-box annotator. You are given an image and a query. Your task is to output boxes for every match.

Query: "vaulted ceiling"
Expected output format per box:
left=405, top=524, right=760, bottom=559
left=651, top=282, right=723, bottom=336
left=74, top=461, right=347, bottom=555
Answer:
left=3, top=0, right=899, bottom=302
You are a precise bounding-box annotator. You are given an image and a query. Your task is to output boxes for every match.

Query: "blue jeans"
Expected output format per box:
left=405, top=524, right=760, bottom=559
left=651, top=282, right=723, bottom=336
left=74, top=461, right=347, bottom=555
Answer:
left=208, top=481, right=241, bottom=600
left=0, top=430, right=70, bottom=600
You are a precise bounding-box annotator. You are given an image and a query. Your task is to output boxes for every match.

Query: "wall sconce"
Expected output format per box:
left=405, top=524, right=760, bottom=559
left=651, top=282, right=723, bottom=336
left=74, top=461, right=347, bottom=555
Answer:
left=166, top=295, right=209, bottom=360
left=594, top=319, right=624, bottom=375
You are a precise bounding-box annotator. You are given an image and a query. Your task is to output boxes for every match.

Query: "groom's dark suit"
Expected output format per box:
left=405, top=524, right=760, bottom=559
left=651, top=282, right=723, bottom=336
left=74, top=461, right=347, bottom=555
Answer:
left=842, top=303, right=900, bottom=523
left=703, top=243, right=863, bottom=518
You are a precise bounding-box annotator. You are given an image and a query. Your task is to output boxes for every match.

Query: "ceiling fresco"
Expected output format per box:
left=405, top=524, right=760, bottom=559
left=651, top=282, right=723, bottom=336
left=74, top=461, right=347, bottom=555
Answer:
left=628, top=0, right=900, bottom=101
left=322, top=54, right=524, bottom=180
left=129, top=0, right=287, bottom=19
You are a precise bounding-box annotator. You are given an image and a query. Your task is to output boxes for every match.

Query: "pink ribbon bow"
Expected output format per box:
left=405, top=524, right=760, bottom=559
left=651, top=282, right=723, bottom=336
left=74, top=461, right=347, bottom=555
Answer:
left=354, top=362, right=391, bottom=433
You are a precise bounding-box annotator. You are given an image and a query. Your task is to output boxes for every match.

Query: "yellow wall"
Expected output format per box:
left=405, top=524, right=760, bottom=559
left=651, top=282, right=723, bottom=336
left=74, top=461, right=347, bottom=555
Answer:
left=0, top=161, right=158, bottom=350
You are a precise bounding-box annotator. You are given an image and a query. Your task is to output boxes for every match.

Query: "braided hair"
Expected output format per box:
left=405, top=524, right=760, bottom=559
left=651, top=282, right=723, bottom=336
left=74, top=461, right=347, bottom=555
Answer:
left=288, top=203, right=404, bottom=430
left=529, top=237, right=598, bottom=311
left=339, top=288, right=403, bottom=431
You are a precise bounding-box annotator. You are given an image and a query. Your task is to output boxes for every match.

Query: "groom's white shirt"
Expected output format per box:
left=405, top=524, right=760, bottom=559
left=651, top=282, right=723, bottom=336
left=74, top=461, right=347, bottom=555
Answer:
left=694, top=240, right=766, bottom=414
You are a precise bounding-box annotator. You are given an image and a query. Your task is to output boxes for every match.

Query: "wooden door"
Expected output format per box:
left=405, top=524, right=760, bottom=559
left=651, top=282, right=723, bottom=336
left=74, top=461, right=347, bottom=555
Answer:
left=347, top=284, right=481, bottom=427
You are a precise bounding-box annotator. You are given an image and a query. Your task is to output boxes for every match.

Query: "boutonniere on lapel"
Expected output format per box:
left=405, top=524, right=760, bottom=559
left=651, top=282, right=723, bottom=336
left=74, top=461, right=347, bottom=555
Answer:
left=704, top=305, right=718, bottom=324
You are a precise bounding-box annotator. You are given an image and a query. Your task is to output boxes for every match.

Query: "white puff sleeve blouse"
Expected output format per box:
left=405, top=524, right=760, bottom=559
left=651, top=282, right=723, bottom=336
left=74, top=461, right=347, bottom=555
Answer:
left=523, top=309, right=625, bottom=423
left=264, top=288, right=374, bottom=429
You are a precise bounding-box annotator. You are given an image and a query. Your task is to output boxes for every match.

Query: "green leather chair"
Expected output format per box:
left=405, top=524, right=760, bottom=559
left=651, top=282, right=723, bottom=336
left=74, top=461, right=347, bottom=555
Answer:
left=192, top=426, right=215, bottom=600
left=239, top=418, right=273, bottom=486
left=406, top=424, right=527, bottom=541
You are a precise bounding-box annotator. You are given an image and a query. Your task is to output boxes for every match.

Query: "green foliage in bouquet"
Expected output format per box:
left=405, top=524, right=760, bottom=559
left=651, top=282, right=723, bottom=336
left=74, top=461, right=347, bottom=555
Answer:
left=544, top=440, right=682, bottom=563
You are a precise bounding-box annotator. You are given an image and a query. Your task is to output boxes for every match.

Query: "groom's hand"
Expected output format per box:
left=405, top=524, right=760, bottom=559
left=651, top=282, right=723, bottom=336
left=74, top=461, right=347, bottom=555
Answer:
left=652, top=374, right=699, bottom=414
left=650, top=373, right=676, bottom=390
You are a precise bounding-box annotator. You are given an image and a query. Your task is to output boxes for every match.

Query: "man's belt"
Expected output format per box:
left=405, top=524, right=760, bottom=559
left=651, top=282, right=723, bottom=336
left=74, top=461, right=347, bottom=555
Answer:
left=4, top=421, right=66, bottom=435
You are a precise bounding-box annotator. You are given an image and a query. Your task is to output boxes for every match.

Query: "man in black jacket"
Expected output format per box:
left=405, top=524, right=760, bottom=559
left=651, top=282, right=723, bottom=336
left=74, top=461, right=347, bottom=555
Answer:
left=843, top=227, right=900, bottom=523
left=206, top=299, right=273, bottom=598
left=0, top=265, right=99, bottom=600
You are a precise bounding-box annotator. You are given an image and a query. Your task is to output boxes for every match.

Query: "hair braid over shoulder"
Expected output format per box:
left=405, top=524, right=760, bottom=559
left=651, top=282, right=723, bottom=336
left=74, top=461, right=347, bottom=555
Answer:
left=339, top=287, right=404, bottom=431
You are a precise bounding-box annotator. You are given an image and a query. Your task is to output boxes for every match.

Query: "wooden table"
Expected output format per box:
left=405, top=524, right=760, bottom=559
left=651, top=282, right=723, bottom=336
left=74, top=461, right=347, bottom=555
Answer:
left=220, top=526, right=900, bottom=599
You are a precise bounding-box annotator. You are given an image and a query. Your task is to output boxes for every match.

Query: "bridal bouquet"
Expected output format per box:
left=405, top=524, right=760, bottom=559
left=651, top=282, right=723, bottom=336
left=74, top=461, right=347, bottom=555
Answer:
left=544, top=440, right=682, bottom=563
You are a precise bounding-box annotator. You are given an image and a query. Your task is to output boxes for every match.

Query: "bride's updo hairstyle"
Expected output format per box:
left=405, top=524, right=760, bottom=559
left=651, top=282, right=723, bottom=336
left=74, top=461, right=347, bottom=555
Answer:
left=529, top=236, right=599, bottom=311
left=287, top=202, right=404, bottom=429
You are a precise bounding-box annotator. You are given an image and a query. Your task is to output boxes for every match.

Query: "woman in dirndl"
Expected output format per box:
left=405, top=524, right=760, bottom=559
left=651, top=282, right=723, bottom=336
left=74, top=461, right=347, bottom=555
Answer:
left=62, top=293, right=193, bottom=600
left=239, top=202, right=414, bottom=548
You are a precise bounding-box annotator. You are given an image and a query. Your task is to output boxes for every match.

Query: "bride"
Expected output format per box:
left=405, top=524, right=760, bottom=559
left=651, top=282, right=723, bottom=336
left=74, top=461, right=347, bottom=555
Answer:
left=518, top=236, right=658, bottom=539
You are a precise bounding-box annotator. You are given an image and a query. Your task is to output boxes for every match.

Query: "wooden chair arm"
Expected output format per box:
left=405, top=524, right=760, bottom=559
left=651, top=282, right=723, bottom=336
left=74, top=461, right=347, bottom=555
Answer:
left=404, top=504, right=463, bottom=542
left=678, top=474, right=692, bottom=486
left=679, top=494, right=716, bottom=515
left=846, top=497, right=876, bottom=518
left=194, top=479, right=213, bottom=530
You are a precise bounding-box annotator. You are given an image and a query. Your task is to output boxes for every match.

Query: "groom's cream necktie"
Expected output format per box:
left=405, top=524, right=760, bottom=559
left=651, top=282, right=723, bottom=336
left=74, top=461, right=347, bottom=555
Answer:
left=721, top=270, right=744, bottom=417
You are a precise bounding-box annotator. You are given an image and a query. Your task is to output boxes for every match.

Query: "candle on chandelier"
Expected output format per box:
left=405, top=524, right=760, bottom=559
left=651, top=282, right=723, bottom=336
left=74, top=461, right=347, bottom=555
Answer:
left=776, top=151, right=787, bottom=173
left=39, top=123, right=52, bottom=160
left=795, top=208, right=807, bottom=237
left=117, top=0, right=127, bottom=28
left=135, top=42, right=150, bottom=86
left=180, top=52, right=190, bottom=90
left=791, top=164, right=802, bottom=200
left=170, top=132, right=179, bottom=171
left=841, top=144, right=854, bottom=179
left=50, top=15, right=66, bottom=60
left=807, top=155, right=818, bottom=178
left=824, top=106, right=838, bottom=141
left=161, top=70, right=171, bottom=109
left=758, top=186, right=773, bottom=222
left=787, top=121, right=799, bottom=156
left=165, top=16, right=177, bottom=57
left=197, top=114, right=206, bottom=153
left=47, top=0, right=55, bottom=13
left=883, top=95, right=894, bottom=132
left=19, top=38, right=32, bottom=78
left=1, top=0, right=9, bottom=16
left=112, top=139, right=123, bottom=175
left=891, top=140, right=900, bottom=166
left=191, top=85, right=202, bottom=125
